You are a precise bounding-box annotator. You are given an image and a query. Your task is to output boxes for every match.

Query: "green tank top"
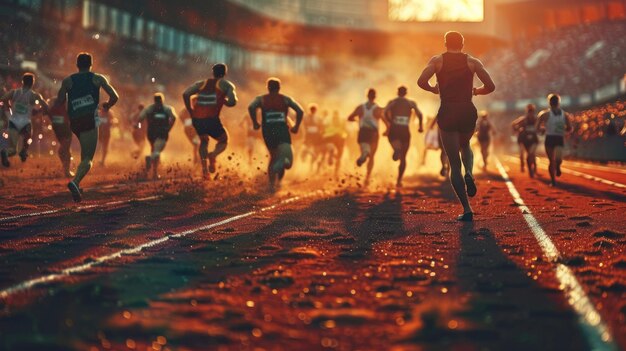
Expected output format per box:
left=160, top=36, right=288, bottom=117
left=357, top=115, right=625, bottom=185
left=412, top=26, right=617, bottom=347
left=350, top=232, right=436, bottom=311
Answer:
left=67, top=72, right=99, bottom=119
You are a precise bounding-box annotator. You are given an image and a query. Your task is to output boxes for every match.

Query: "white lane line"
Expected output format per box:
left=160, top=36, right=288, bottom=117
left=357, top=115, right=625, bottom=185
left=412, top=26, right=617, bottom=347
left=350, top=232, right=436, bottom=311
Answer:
left=495, top=158, right=617, bottom=351
left=505, top=155, right=626, bottom=190
left=561, top=160, right=626, bottom=175
left=0, top=192, right=319, bottom=299
left=0, top=195, right=163, bottom=223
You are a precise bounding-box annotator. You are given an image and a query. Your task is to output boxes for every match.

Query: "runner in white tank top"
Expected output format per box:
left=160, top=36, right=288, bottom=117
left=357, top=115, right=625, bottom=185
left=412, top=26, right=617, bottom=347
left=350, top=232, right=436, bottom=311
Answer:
left=537, top=93, right=572, bottom=186
left=347, top=88, right=389, bottom=185
left=1, top=73, right=48, bottom=167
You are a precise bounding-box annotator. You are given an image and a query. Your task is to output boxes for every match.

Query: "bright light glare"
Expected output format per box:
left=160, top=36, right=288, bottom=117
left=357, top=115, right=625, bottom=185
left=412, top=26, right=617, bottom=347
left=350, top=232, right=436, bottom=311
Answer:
left=389, top=0, right=484, bottom=22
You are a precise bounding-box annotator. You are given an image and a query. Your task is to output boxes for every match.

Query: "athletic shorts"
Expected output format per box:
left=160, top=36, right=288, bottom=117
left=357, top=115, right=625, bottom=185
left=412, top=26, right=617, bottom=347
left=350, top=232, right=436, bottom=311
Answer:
left=8, top=121, right=31, bottom=135
left=263, top=125, right=291, bottom=149
left=148, top=127, right=170, bottom=143
left=358, top=127, right=379, bottom=145
left=518, top=131, right=538, bottom=149
left=388, top=127, right=411, bottom=153
left=436, top=102, right=478, bottom=134
left=545, top=135, right=564, bottom=148
left=70, top=113, right=96, bottom=137
left=192, top=117, right=226, bottom=139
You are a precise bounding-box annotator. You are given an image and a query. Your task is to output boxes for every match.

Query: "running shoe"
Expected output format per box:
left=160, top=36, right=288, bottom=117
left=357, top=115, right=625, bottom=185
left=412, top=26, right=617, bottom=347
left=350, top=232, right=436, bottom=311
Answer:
left=19, top=149, right=28, bottom=162
left=556, top=165, right=562, bottom=177
left=465, top=174, right=477, bottom=197
left=457, top=212, right=473, bottom=222
left=68, top=181, right=82, bottom=203
left=356, top=155, right=367, bottom=167
left=208, top=153, right=217, bottom=173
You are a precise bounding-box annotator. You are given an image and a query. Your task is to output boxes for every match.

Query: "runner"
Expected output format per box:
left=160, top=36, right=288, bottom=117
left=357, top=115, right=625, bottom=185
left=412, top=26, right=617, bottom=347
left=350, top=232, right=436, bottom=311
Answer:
left=182, top=63, right=237, bottom=177
left=0, top=73, right=48, bottom=167
left=130, top=104, right=146, bottom=159
left=476, top=111, right=495, bottom=171
left=321, top=110, right=347, bottom=176
left=97, top=105, right=112, bottom=166
left=384, top=86, right=424, bottom=187
left=46, top=97, right=73, bottom=176
left=511, top=104, right=539, bottom=177
left=55, top=52, right=119, bottom=202
left=137, top=93, right=177, bottom=179
left=248, top=77, right=304, bottom=191
left=179, top=98, right=200, bottom=164
left=417, top=31, right=496, bottom=221
left=347, top=88, right=387, bottom=185
left=301, top=103, right=324, bottom=169
left=537, top=94, right=572, bottom=186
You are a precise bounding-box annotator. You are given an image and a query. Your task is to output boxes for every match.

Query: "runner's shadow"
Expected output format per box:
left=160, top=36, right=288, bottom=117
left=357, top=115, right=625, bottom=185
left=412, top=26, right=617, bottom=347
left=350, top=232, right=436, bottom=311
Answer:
left=440, top=222, right=588, bottom=350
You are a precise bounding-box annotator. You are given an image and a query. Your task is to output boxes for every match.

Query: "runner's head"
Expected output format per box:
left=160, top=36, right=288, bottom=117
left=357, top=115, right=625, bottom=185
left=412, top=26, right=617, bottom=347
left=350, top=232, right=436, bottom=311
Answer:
left=154, top=93, right=164, bottom=106
left=444, top=31, right=464, bottom=51
left=76, top=52, right=93, bottom=71
left=212, top=63, right=227, bottom=78
left=548, top=93, right=560, bottom=108
left=309, top=103, right=318, bottom=114
left=397, top=86, right=407, bottom=97
left=137, top=104, right=144, bottom=111
left=22, top=73, right=35, bottom=88
left=267, top=77, right=281, bottom=93
left=367, top=88, right=376, bottom=102
left=526, top=103, right=536, bottom=114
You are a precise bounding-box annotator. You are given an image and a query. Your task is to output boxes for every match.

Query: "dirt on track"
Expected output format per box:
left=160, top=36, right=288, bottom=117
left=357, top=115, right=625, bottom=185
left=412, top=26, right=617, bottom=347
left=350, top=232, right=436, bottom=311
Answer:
left=0, top=155, right=624, bottom=351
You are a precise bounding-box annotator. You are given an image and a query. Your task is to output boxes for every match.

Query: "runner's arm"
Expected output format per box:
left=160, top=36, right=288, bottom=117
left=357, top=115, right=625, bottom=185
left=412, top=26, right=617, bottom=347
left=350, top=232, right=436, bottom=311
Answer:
left=55, top=77, right=71, bottom=105
left=286, top=96, right=304, bottom=133
left=182, top=81, right=202, bottom=116
left=247, top=96, right=262, bottom=130
left=137, top=105, right=150, bottom=122
left=536, top=110, right=548, bottom=135
left=417, top=56, right=440, bottom=94
left=565, top=112, right=573, bottom=133
left=470, top=57, right=496, bottom=96
left=33, top=92, right=49, bottom=114
left=168, top=106, right=177, bottom=128
left=95, top=74, right=119, bottom=110
left=412, top=100, right=424, bottom=132
left=347, top=105, right=362, bottom=122
left=221, top=80, right=238, bottom=107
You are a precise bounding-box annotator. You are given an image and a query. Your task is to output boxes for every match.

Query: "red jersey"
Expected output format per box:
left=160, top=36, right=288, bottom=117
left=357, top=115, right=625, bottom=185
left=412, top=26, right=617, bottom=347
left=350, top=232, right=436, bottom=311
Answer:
left=194, top=78, right=226, bottom=119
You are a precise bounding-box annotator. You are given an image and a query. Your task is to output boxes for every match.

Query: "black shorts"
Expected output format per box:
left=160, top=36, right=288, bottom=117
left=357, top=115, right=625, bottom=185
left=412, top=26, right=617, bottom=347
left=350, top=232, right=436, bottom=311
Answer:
left=262, top=125, right=291, bottom=149
left=148, top=127, right=170, bottom=143
left=388, top=128, right=411, bottom=152
left=8, top=121, right=31, bottom=135
left=70, top=114, right=96, bottom=137
left=437, top=102, right=478, bottom=134
left=357, top=127, right=379, bottom=145
left=192, top=117, right=226, bottom=139
left=518, top=131, right=538, bottom=149
left=545, top=135, right=564, bottom=149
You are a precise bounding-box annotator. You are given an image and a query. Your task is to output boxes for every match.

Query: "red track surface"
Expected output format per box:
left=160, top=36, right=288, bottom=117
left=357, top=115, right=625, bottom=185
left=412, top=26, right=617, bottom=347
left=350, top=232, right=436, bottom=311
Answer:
left=0, top=155, right=624, bottom=350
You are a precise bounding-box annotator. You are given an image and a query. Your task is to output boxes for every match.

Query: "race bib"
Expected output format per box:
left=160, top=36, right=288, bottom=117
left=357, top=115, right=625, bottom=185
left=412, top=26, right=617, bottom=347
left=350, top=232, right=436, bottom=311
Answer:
left=52, top=115, right=65, bottom=124
left=394, top=116, right=410, bottom=126
left=197, top=93, right=217, bottom=105
left=265, top=112, right=286, bottom=124
left=98, top=117, right=108, bottom=124
left=70, top=95, right=95, bottom=110
left=14, top=102, right=28, bottom=115
left=183, top=119, right=193, bottom=127
left=154, top=113, right=167, bottom=119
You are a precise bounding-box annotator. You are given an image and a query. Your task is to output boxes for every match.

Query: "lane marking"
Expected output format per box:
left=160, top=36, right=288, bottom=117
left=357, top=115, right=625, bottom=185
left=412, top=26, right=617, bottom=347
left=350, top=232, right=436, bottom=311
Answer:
left=0, top=192, right=319, bottom=299
left=495, top=158, right=617, bottom=350
left=559, top=159, right=626, bottom=175
left=504, top=155, right=626, bottom=190
left=0, top=195, right=163, bottom=223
